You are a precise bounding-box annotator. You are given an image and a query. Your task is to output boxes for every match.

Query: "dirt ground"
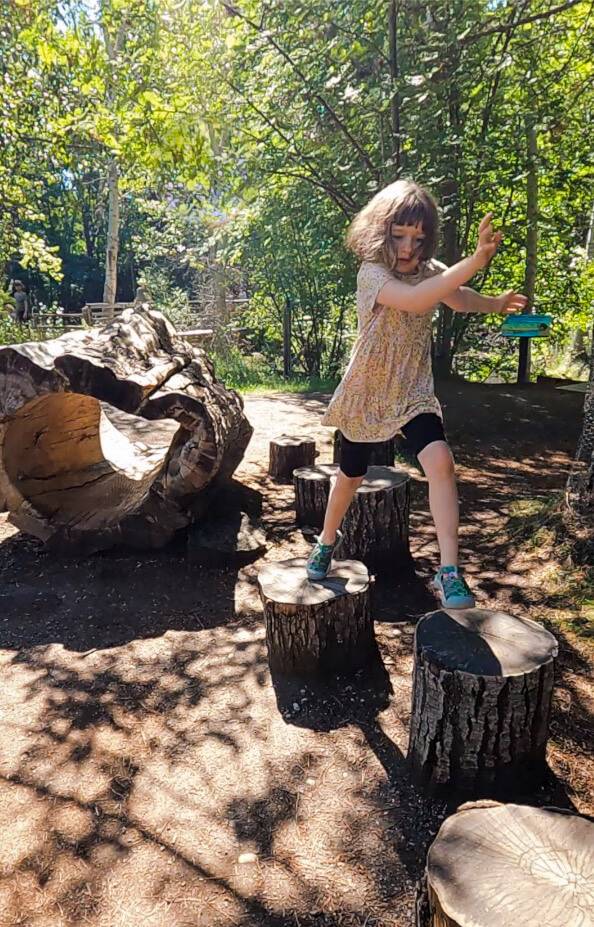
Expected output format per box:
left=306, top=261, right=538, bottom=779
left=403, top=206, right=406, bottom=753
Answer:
left=0, top=379, right=592, bottom=927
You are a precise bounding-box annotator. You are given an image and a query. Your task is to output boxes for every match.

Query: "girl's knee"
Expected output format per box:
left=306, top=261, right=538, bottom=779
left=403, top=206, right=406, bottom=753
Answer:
left=419, top=441, right=455, bottom=479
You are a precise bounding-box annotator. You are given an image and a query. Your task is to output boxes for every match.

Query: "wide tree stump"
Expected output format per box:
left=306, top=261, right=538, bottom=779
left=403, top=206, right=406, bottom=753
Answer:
left=0, top=308, right=253, bottom=553
left=333, top=429, right=395, bottom=467
left=293, top=463, right=338, bottom=528
left=257, top=557, right=374, bottom=676
left=425, top=801, right=594, bottom=927
left=268, top=435, right=316, bottom=482
left=408, top=609, right=558, bottom=797
left=336, top=466, right=411, bottom=574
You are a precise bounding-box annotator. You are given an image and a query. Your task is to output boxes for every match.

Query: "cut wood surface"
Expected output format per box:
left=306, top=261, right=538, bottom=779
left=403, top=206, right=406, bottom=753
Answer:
left=268, top=435, right=316, bottom=482
left=408, top=608, right=559, bottom=796
left=258, top=557, right=374, bottom=675
left=426, top=802, right=594, bottom=927
left=0, top=308, right=253, bottom=552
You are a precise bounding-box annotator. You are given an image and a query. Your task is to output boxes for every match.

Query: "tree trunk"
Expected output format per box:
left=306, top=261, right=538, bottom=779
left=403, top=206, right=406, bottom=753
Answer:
left=102, top=161, right=119, bottom=315
left=408, top=608, right=558, bottom=797
left=388, top=0, right=402, bottom=175
left=518, top=113, right=539, bottom=385
left=293, top=463, right=337, bottom=529
left=258, top=557, right=374, bottom=676
left=0, top=308, right=253, bottom=553
left=424, top=801, right=594, bottom=927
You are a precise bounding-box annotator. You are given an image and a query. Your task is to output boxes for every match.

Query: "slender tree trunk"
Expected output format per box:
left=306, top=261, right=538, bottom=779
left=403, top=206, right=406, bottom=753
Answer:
left=388, top=0, right=402, bottom=175
left=102, top=158, right=119, bottom=313
left=518, top=112, right=538, bottom=384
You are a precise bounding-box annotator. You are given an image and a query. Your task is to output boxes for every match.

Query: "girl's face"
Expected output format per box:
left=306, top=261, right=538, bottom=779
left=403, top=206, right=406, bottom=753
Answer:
left=390, top=221, right=425, bottom=273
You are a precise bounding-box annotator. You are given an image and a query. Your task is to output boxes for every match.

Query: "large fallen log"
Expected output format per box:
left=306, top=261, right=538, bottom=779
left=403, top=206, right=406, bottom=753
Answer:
left=0, top=308, right=253, bottom=552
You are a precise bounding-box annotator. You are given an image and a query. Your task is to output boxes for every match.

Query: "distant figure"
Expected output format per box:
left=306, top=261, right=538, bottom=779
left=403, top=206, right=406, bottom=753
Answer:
left=10, top=280, right=30, bottom=322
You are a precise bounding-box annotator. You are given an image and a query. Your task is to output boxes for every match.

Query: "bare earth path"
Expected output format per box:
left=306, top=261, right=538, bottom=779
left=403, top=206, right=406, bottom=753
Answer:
left=0, top=380, right=591, bottom=927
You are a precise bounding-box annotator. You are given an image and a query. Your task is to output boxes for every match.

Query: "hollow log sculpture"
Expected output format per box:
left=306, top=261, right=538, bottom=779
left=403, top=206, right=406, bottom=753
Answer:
left=0, top=308, right=253, bottom=553
left=424, top=801, right=594, bottom=927
left=407, top=608, right=558, bottom=797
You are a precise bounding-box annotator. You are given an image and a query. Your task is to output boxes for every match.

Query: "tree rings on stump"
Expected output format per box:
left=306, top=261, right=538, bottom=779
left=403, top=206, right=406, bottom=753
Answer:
left=425, top=801, right=594, bottom=927
left=268, top=435, right=316, bottom=483
left=333, top=430, right=395, bottom=467
left=408, top=608, right=558, bottom=797
left=293, top=463, right=338, bottom=528
left=257, top=557, right=374, bottom=676
left=336, top=465, right=411, bottom=574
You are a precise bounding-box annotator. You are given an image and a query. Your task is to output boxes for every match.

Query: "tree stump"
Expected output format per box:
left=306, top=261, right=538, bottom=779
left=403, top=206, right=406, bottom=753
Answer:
left=407, top=608, right=558, bottom=797
left=333, top=429, right=395, bottom=467
left=425, top=801, right=594, bottom=926
left=257, top=557, right=374, bottom=676
left=336, top=466, right=411, bottom=574
left=293, top=463, right=338, bottom=528
left=0, top=308, right=253, bottom=553
left=268, top=435, right=316, bottom=483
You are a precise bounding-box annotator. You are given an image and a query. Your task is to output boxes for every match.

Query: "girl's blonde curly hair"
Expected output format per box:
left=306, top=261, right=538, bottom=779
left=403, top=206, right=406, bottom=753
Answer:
left=345, top=179, right=439, bottom=271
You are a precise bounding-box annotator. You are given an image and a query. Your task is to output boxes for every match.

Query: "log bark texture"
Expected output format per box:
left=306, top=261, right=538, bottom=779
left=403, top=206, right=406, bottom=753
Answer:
left=408, top=609, right=558, bottom=797
left=335, top=465, right=411, bottom=574
left=293, top=463, right=338, bottom=528
left=269, top=435, right=316, bottom=482
left=425, top=801, right=594, bottom=927
left=333, top=429, right=395, bottom=467
left=0, top=308, right=253, bottom=552
left=258, top=557, right=374, bottom=676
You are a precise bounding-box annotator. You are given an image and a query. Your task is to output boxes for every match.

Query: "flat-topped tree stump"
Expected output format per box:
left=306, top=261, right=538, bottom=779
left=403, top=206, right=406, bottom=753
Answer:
left=268, top=435, right=316, bottom=483
left=336, top=465, right=411, bottom=574
left=424, top=801, right=594, bottom=927
left=258, top=557, right=374, bottom=676
left=0, top=308, right=253, bottom=553
left=333, top=430, right=395, bottom=467
left=293, top=463, right=338, bottom=528
left=408, top=609, right=558, bottom=797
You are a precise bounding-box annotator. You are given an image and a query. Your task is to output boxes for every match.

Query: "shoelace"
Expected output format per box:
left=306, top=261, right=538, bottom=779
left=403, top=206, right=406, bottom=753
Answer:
left=442, top=572, right=470, bottom=596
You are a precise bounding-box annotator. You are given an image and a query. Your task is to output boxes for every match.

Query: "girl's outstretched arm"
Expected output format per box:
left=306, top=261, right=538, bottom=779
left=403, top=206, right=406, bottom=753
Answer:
left=377, top=213, right=503, bottom=316
left=442, top=287, right=527, bottom=315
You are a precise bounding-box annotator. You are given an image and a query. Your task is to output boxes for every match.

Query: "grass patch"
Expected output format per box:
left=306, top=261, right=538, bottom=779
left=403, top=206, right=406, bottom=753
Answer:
left=502, top=492, right=593, bottom=645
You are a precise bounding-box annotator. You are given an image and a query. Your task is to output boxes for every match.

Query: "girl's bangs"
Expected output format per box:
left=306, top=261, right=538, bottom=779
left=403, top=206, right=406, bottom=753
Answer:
left=391, top=197, right=429, bottom=229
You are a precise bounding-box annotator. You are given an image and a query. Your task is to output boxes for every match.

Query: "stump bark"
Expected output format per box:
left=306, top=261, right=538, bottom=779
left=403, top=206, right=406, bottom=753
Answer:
left=0, top=308, right=253, bottom=552
left=425, top=801, right=594, bottom=927
left=293, top=463, right=338, bottom=528
left=258, top=557, right=374, bottom=676
left=268, top=435, right=316, bottom=482
left=335, top=466, right=411, bottom=574
left=333, top=430, right=395, bottom=467
left=407, top=608, right=558, bottom=797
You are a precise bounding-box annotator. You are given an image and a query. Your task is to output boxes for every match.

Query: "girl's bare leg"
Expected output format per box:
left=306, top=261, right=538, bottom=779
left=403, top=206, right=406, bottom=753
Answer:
left=417, top=440, right=459, bottom=567
left=318, top=470, right=364, bottom=544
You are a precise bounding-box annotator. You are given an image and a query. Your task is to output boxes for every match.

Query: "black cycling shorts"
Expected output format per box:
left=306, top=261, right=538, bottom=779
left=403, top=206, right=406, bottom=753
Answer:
left=339, top=412, right=446, bottom=478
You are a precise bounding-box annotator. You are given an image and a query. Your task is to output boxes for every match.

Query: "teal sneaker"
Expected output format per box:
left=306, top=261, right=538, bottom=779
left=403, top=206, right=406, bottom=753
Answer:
left=306, top=531, right=342, bottom=581
left=432, top=565, right=475, bottom=609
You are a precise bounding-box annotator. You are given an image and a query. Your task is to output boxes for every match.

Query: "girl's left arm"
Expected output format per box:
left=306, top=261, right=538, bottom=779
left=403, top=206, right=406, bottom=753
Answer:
left=442, top=286, right=527, bottom=315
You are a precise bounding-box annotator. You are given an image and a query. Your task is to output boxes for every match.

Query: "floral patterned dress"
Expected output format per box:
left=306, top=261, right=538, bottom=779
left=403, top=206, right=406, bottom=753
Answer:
left=321, top=258, right=447, bottom=442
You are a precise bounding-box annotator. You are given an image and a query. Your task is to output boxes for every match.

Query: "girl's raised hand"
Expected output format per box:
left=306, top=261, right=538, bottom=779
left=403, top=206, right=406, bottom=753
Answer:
left=494, top=290, right=528, bottom=315
left=474, top=212, right=503, bottom=266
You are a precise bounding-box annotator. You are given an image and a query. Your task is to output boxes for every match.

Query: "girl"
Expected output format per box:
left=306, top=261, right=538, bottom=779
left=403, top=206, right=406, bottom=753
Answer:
left=306, top=179, right=526, bottom=608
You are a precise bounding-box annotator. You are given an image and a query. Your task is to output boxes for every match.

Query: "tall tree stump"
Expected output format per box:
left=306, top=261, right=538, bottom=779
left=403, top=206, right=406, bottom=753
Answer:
left=268, top=435, right=316, bottom=483
left=424, top=801, right=594, bottom=927
left=333, top=430, right=395, bottom=467
left=336, top=466, right=411, bottom=574
left=258, top=558, right=374, bottom=676
left=408, top=609, right=558, bottom=797
left=293, top=463, right=338, bottom=528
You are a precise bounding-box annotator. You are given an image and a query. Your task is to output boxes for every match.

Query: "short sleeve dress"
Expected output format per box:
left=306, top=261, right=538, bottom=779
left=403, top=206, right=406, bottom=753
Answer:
left=321, top=258, right=448, bottom=443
